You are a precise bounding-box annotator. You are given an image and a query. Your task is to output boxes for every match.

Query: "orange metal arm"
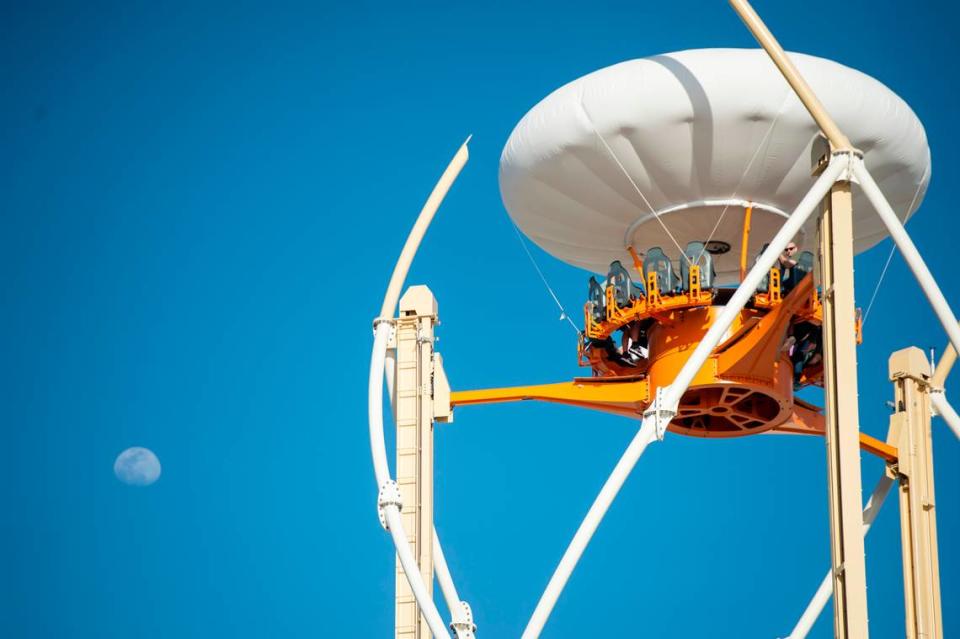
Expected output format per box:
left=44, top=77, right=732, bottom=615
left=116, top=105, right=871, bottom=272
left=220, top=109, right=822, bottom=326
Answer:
left=858, top=433, right=898, bottom=464
left=740, top=205, right=753, bottom=281
left=716, top=273, right=813, bottom=380
left=627, top=246, right=645, bottom=277
left=773, top=401, right=898, bottom=462
left=452, top=379, right=898, bottom=461
left=451, top=376, right=650, bottom=419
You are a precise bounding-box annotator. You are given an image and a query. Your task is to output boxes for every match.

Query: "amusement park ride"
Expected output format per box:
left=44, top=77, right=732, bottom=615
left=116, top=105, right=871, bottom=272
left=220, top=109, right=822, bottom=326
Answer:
left=368, top=1, right=957, bottom=637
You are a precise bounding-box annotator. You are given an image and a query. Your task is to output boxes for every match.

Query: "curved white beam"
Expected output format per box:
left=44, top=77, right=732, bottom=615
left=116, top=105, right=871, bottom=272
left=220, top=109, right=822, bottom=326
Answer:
left=369, top=138, right=471, bottom=639
left=379, top=139, right=470, bottom=319
left=433, top=530, right=461, bottom=616
left=434, top=531, right=477, bottom=639
left=522, top=156, right=849, bottom=639
left=785, top=473, right=895, bottom=639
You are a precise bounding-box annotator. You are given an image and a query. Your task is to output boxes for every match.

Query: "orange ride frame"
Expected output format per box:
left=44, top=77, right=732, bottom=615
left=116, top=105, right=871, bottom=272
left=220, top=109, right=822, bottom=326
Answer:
left=450, top=272, right=896, bottom=464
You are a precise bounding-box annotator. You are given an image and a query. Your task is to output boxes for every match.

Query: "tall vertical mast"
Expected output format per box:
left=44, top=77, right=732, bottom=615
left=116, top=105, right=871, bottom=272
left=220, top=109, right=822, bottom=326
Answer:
left=393, top=286, right=439, bottom=638
left=727, top=2, right=871, bottom=634
left=819, top=171, right=871, bottom=637
left=887, top=347, right=943, bottom=638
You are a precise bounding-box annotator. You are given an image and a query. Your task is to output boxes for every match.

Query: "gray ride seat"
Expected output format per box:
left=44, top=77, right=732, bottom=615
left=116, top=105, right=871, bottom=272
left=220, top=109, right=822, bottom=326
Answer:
left=680, top=241, right=715, bottom=292
left=606, top=260, right=644, bottom=308
left=588, top=276, right=606, bottom=322
left=643, top=247, right=678, bottom=294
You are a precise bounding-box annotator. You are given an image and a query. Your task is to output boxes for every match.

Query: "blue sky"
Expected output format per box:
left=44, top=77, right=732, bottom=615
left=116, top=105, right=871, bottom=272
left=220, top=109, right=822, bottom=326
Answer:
left=2, top=1, right=957, bottom=637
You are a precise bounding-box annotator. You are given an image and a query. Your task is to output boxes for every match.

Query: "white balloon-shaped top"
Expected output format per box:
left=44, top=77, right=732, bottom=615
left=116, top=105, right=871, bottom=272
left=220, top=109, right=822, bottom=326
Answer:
left=499, top=49, right=930, bottom=282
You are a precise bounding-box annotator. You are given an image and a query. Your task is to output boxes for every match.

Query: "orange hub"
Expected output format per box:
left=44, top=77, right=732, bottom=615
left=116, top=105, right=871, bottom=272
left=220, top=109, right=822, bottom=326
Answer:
left=646, top=306, right=795, bottom=437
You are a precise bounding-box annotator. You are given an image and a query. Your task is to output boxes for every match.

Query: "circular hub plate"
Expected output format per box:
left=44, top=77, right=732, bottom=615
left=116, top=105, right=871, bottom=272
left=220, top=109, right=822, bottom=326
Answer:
left=672, top=384, right=789, bottom=437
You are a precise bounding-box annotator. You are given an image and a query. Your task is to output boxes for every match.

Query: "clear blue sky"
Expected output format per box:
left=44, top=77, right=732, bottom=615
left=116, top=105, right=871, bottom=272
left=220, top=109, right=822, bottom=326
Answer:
left=2, top=1, right=957, bottom=637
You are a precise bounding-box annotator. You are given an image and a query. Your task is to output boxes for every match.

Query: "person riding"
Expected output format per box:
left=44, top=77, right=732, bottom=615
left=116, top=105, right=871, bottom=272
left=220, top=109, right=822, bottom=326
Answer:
left=621, top=322, right=647, bottom=365
left=779, top=242, right=799, bottom=293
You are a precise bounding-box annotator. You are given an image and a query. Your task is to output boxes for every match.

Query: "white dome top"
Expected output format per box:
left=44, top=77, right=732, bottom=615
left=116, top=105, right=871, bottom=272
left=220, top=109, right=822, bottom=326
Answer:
left=499, top=48, right=931, bottom=282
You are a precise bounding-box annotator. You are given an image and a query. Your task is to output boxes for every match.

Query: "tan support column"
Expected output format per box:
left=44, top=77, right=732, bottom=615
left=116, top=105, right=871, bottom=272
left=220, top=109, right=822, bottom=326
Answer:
left=887, top=347, right=943, bottom=639
left=819, top=177, right=871, bottom=638
left=394, top=286, right=438, bottom=639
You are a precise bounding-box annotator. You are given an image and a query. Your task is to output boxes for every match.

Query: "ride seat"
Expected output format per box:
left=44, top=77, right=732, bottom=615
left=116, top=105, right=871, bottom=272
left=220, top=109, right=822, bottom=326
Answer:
left=643, top=247, right=677, bottom=294
left=606, top=260, right=643, bottom=308
left=680, top=241, right=715, bottom=292
left=588, top=276, right=606, bottom=322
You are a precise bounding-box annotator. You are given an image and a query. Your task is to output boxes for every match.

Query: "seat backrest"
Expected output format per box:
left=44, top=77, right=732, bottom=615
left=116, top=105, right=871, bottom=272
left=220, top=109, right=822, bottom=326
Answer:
left=588, top=276, right=605, bottom=322
left=643, top=247, right=673, bottom=294
left=755, top=243, right=771, bottom=292
left=680, top=241, right=714, bottom=291
left=606, top=260, right=637, bottom=308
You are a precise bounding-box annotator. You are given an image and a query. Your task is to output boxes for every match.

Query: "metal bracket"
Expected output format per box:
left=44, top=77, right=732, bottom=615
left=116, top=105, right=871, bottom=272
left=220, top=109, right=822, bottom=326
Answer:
left=643, top=386, right=677, bottom=440
left=372, top=316, right=397, bottom=340
left=450, top=600, right=477, bottom=639
left=377, top=480, right=403, bottom=530
left=833, top=150, right=861, bottom=184
left=929, top=388, right=944, bottom=416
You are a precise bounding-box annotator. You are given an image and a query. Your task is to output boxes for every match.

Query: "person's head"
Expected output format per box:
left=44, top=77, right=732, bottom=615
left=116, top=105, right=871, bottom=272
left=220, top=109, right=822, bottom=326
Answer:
left=784, top=242, right=798, bottom=256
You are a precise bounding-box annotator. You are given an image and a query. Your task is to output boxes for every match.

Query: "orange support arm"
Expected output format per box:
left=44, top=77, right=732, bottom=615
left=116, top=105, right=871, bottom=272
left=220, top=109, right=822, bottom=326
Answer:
left=740, top=205, right=753, bottom=281
left=451, top=378, right=897, bottom=462
left=451, top=376, right=650, bottom=419
left=627, top=246, right=645, bottom=277
left=773, top=400, right=898, bottom=462
left=715, top=273, right=814, bottom=381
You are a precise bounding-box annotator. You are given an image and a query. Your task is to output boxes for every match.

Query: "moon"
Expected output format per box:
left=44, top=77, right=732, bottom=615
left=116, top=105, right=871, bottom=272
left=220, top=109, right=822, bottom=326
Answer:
left=114, top=447, right=162, bottom=486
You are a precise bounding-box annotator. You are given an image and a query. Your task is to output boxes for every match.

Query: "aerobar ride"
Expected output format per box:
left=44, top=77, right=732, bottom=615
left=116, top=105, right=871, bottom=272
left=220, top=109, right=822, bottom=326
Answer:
left=368, top=2, right=955, bottom=638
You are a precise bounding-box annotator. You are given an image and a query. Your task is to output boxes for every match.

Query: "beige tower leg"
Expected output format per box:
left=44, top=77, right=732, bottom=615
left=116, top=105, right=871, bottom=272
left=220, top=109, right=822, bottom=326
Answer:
left=819, top=179, right=871, bottom=638
left=393, top=286, right=438, bottom=639
left=886, top=347, right=943, bottom=639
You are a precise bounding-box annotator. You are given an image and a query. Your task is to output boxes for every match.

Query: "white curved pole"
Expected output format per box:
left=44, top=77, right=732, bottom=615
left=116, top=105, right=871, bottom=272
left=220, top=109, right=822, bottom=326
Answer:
left=522, top=156, right=849, bottom=638
left=930, top=392, right=960, bottom=440
left=851, top=160, right=960, bottom=358
left=785, top=473, right=895, bottom=639
left=433, top=530, right=461, bottom=615
left=368, top=138, right=471, bottom=639
left=434, top=532, right=477, bottom=639
left=379, top=138, right=471, bottom=319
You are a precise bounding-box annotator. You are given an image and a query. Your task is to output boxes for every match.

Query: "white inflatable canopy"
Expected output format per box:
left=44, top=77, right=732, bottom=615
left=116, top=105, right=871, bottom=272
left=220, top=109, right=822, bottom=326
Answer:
left=500, top=48, right=931, bottom=282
